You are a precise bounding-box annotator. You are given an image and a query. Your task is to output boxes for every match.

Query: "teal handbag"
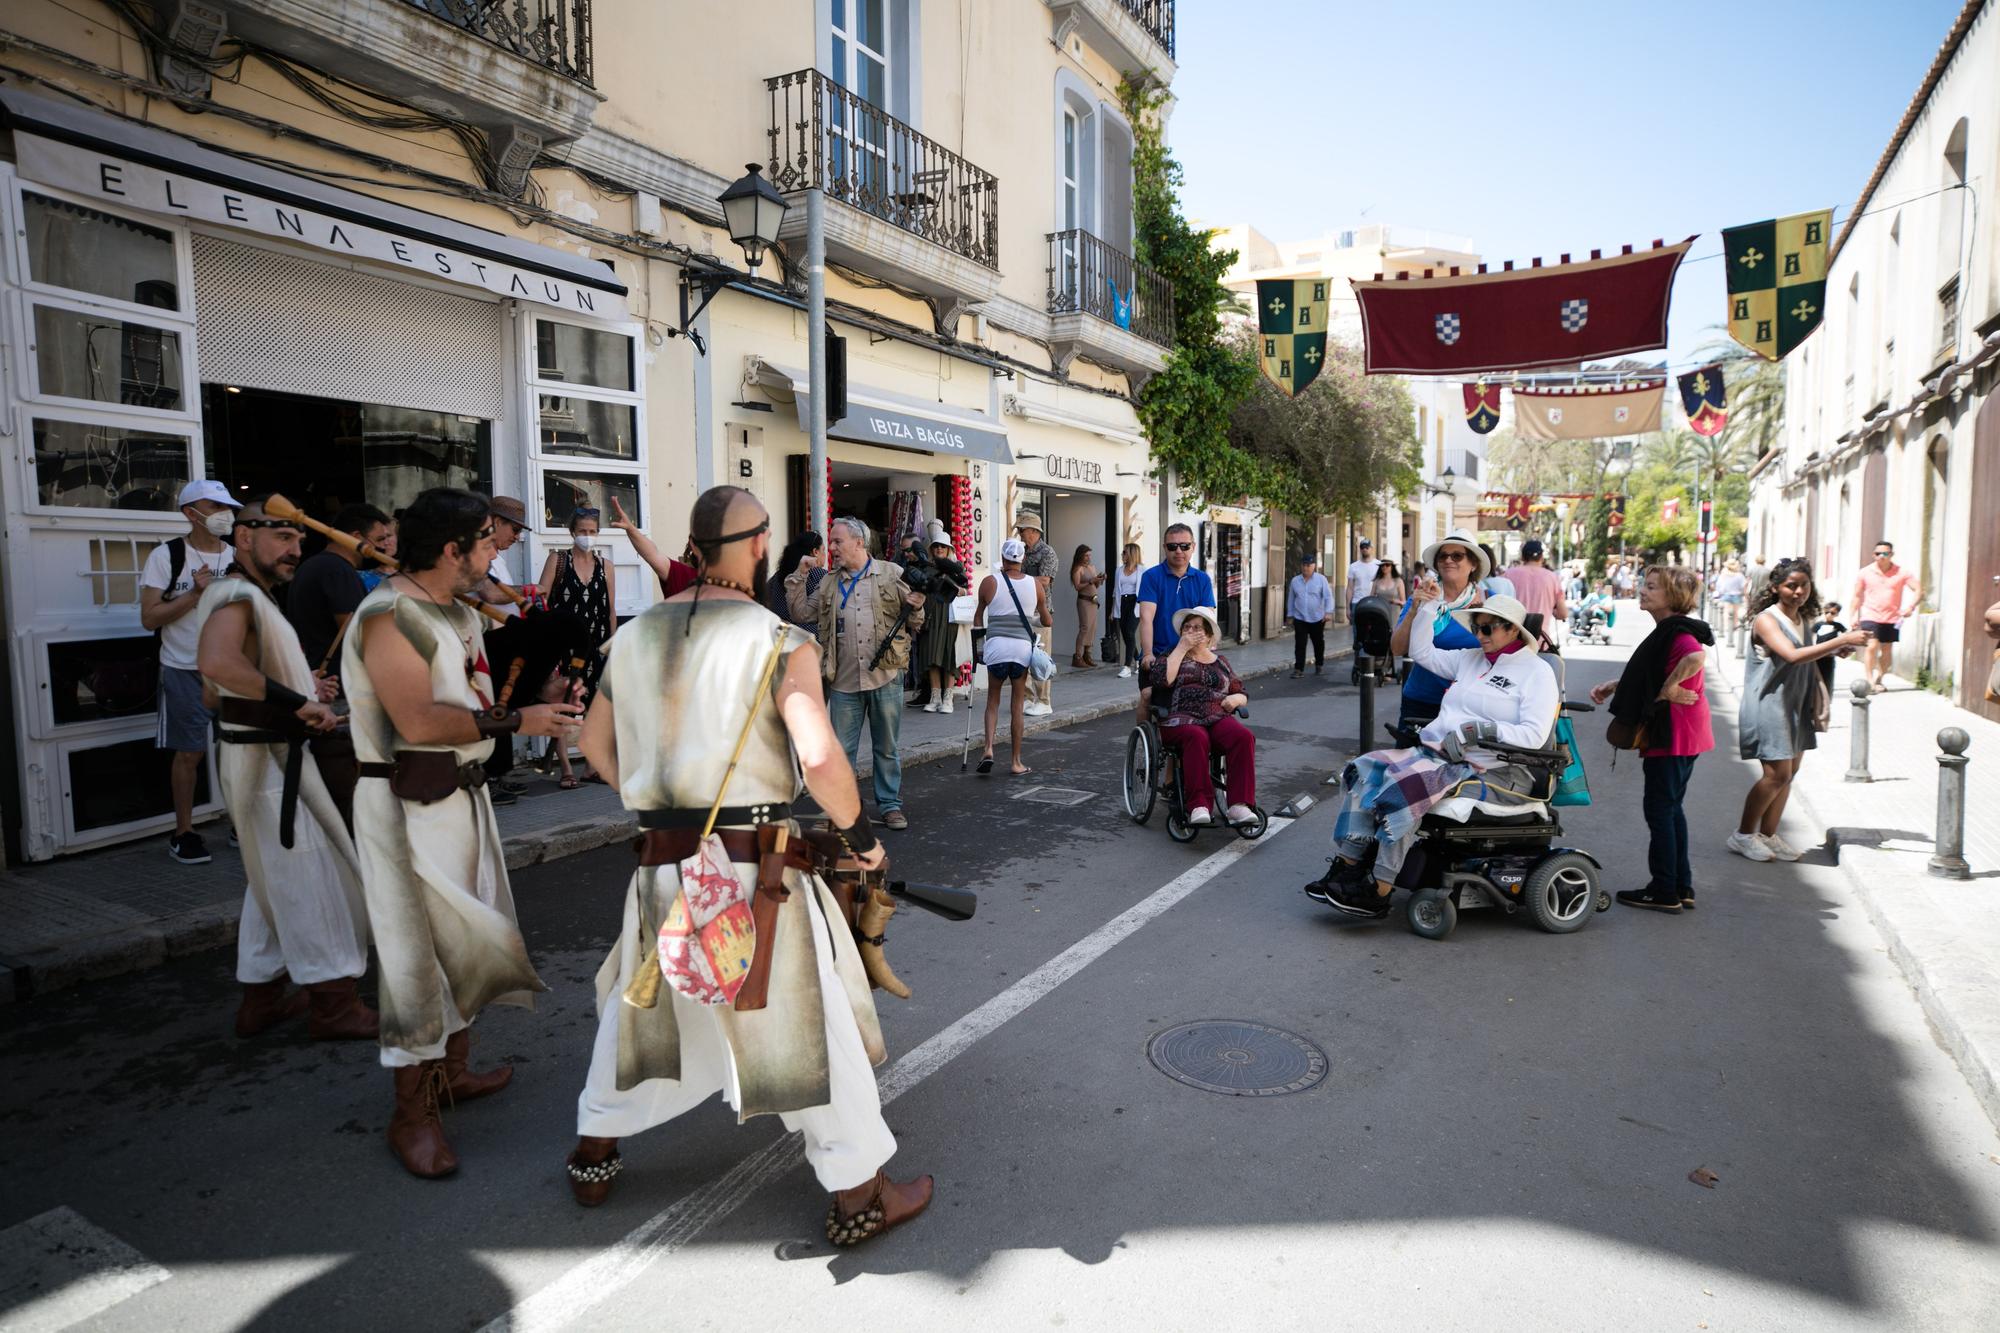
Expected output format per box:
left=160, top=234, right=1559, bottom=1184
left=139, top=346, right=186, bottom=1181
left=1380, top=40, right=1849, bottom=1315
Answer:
left=1550, top=715, right=1592, bottom=807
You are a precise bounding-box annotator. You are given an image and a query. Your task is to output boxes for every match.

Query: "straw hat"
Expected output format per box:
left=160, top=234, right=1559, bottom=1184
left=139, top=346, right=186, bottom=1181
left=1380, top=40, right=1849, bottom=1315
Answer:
left=1013, top=509, right=1043, bottom=533
left=1421, top=527, right=1491, bottom=581
left=1172, top=605, right=1221, bottom=636
left=1449, top=594, right=1533, bottom=638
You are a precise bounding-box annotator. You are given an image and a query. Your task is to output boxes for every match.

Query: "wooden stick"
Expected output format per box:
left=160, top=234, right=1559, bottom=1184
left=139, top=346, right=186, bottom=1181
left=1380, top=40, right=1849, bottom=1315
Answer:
left=495, top=657, right=527, bottom=709
left=265, top=493, right=511, bottom=625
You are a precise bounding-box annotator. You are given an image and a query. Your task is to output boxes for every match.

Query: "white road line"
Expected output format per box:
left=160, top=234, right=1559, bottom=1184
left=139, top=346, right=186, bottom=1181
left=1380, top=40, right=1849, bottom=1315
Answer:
left=483, top=816, right=1297, bottom=1333
left=0, top=1206, right=170, bottom=1333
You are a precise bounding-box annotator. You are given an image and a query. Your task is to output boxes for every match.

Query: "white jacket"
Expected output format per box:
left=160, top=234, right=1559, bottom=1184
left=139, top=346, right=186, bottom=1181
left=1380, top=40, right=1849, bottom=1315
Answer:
left=1409, top=607, right=1560, bottom=762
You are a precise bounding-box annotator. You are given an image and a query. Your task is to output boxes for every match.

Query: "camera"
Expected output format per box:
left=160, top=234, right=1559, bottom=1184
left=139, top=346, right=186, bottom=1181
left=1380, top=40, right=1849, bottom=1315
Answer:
left=897, top=539, right=963, bottom=598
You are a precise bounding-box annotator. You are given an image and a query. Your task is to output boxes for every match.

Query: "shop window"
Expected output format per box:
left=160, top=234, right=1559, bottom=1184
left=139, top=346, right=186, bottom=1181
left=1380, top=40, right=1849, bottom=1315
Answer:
left=535, top=320, right=633, bottom=392
left=67, top=737, right=210, bottom=834
left=542, top=469, right=640, bottom=530
left=32, top=304, right=186, bottom=410
left=47, top=635, right=159, bottom=725
left=538, top=395, right=637, bottom=460
left=84, top=536, right=165, bottom=607
left=22, top=190, right=180, bottom=313
left=32, top=418, right=190, bottom=512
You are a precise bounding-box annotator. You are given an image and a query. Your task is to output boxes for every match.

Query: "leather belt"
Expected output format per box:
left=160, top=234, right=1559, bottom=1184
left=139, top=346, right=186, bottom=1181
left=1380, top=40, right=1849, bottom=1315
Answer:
left=636, top=803, right=793, bottom=830
left=213, top=700, right=311, bottom=850
left=638, top=824, right=817, bottom=870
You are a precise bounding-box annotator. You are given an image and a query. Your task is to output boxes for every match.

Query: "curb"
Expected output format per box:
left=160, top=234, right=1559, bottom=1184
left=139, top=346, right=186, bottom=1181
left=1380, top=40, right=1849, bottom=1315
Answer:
left=6, top=649, right=1340, bottom=1001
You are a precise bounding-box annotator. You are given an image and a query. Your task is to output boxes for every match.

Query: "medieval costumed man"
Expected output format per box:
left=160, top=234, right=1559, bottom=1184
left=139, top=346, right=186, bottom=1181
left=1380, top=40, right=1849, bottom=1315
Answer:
left=565, top=485, right=934, bottom=1247
left=194, top=496, right=375, bottom=1041
left=343, top=488, right=583, bottom=1178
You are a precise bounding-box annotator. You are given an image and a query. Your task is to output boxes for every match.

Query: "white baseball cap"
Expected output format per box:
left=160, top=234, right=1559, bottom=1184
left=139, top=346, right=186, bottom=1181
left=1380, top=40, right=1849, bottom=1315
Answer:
left=177, top=479, right=243, bottom=510
left=1000, top=537, right=1026, bottom=561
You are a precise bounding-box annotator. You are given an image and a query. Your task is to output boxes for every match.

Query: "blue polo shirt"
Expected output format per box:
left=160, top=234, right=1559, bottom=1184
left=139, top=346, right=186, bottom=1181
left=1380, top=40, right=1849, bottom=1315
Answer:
left=1139, top=563, right=1216, bottom=655
left=1399, top=596, right=1481, bottom=704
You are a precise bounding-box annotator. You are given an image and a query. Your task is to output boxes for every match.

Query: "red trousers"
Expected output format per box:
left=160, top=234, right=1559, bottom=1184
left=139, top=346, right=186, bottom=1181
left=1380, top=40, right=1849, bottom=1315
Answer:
left=1163, top=714, right=1256, bottom=811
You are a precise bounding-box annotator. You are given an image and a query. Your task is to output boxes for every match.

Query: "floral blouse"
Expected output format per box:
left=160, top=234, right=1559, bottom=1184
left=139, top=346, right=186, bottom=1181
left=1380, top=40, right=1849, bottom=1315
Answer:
left=1148, top=653, right=1242, bottom=725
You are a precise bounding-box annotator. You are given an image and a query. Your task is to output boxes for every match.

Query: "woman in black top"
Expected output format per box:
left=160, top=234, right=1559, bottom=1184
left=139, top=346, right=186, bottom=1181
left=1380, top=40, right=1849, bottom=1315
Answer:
left=536, top=506, right=612, bottom=788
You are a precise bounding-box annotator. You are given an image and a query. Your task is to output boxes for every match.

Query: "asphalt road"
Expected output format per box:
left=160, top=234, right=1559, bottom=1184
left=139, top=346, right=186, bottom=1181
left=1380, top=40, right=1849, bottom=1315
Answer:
left=4, top=650, right=1999, bottom=1331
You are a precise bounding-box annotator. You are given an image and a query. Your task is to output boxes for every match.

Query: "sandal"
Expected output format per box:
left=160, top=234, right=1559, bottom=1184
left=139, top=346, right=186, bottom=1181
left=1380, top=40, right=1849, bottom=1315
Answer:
left=566, top=1142, right=622, bottom=1207
left=976, top=757, right=994, bottom=775
left=824, top=1171, right=934, bottom=1247
left=558, top=775, right=580, bottom=790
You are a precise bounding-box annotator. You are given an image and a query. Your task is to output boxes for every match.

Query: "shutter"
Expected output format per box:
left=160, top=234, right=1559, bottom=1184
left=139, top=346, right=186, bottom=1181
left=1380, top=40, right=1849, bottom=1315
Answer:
left=191, top=235, right=506, bottom=420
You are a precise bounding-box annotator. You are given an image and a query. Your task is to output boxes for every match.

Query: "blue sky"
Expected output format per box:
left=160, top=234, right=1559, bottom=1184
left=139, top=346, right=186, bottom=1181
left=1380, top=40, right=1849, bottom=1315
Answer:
left=1169, top=0, right=1967, bottom=372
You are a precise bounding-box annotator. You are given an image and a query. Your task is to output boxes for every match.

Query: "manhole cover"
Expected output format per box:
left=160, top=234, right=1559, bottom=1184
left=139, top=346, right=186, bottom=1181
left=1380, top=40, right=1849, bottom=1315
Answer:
left=1147, top=1020, right=1328, bottom=1097
left=1010, top=785, right=1094, bottom=806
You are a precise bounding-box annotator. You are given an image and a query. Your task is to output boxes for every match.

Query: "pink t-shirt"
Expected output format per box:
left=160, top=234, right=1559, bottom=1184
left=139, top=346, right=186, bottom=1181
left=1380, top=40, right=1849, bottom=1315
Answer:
left=1507, top=563, right=1566, bottom=622
left=1853, top=563, right=1918, bottom=625
left=1642, top=633, right=1714, bottom=758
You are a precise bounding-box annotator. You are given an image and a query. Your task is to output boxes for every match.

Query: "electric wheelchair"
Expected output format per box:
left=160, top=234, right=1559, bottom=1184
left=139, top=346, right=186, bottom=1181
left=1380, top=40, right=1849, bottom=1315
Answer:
left=1331, top=599, right=1611, bottom=941
left=1121, top=698, right=1268, bottom=843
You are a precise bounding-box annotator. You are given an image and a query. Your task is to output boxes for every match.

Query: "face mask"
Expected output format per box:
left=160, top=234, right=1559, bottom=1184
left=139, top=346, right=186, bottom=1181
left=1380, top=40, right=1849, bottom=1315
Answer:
left=203, top=510, right=236, bottom=538
left=573, top=533, right=594, bottom=553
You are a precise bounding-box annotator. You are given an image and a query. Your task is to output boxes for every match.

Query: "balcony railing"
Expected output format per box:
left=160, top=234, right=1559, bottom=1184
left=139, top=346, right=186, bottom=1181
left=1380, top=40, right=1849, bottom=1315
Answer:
left=1118, top=0, right=1176, bottom=58
left=1046, top=229, right=1174, bottom=348
left=766, top=69, right=999, bottom=271
left=405, top=1, right=593, bottom=85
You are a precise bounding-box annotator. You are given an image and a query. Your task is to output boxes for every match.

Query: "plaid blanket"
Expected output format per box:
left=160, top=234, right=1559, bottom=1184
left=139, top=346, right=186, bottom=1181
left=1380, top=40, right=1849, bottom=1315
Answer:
left=1333, top=748, right=1480, bottom=854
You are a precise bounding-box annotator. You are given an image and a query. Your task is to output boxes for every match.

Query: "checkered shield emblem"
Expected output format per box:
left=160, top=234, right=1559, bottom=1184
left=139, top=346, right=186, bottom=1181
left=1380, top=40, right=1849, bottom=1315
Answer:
left=1434, top=313, right=1461, bottom=345
left=1560, top=298, right=1588, bottom=332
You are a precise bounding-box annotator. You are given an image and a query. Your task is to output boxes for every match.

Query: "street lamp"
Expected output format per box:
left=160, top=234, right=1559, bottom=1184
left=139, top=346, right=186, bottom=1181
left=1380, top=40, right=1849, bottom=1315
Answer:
left=1423, top=464, right=1456, bottom=498
left=718, top=162, right=788, bottom=271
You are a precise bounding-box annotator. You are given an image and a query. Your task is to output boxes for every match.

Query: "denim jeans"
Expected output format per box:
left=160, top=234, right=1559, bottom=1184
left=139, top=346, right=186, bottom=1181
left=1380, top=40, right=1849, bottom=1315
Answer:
left=828, top=680, right=904, bottom=812
left=1641, top=754, right=1697, bottom=897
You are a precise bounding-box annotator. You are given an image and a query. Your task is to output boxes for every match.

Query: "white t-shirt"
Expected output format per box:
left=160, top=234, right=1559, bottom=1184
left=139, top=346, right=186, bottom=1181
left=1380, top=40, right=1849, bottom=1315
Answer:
left=1347, top=557, right=1378, bottom=606
left=141, top=538, right=235, bottom=670
left=1114, top=565, right=1145, bottom=601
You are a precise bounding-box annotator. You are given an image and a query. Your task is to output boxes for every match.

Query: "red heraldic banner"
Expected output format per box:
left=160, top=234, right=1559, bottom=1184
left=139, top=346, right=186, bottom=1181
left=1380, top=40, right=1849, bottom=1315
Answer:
left=1350, top=240, right=1694, bottom=375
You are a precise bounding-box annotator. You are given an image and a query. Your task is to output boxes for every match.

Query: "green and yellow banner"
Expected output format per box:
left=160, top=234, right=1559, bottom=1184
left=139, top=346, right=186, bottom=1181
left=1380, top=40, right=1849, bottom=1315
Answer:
left=1723, top=208, right=1831, bottom=359
left=1255, top=279, right=1329, bottom=396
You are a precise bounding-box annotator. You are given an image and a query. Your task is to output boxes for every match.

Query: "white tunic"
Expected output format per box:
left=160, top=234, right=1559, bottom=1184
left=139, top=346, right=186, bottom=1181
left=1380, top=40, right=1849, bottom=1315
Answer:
left=197, top=577, right=369, bottom=986
left=341, top=583, right=542, bottom=1065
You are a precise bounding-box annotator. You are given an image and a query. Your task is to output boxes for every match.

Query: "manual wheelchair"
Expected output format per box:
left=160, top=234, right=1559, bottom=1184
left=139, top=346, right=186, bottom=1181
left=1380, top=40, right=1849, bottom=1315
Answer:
left=1121, top=699, right=1268, bottom=843
left=1333, top=601, right=1611, bottom=941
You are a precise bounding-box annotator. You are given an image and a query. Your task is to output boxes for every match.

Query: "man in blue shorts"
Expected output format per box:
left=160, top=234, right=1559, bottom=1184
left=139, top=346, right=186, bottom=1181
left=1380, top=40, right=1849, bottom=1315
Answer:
left=1135, top=523, right=1215, bottom=722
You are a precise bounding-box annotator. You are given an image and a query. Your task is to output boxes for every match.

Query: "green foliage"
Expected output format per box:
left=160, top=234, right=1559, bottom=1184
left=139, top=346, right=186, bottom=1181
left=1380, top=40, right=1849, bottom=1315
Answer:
left=1224, top=330, right=1421, bottom=518
left=1119, top=78, right=1271, bottom=510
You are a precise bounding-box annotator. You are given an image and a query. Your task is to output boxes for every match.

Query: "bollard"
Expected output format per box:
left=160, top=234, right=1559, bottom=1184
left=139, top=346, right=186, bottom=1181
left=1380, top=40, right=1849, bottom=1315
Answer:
left=1357, top=654, right=1376, bottom=755
left=1844, top=678, right=1874, bottom=782
left=1928, top=728, right=1971, bottom=880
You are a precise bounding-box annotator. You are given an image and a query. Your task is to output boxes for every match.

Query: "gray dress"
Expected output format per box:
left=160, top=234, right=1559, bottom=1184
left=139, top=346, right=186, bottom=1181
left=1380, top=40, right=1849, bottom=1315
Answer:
left=1739, top=609, right=1819, bottom=761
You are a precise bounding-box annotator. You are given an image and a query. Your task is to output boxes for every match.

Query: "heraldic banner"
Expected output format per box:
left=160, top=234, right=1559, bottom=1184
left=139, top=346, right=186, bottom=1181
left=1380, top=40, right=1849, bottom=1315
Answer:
left=1256, top=278, right=1329, bottom=396
left=1464, top=382, right=1501, bottom=434
left=1677, top=363, right=1729, bottom=436
left=1349, top=240, right=1692, bottom=375
left=1513, top=379, right=1665, bottom=442
left=1723, top=209, right=1831, bottom=359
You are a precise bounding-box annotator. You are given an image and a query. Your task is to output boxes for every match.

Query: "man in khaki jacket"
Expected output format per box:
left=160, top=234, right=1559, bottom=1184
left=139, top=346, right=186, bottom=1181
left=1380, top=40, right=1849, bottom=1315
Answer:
left=786, top=517, right=925, bottom=830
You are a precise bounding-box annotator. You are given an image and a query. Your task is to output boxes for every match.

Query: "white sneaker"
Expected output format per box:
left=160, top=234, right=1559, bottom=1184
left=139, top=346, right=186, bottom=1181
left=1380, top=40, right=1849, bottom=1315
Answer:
left=922, top=699, right=940, bottom=713
left=1727, top=831, right=1774, bottom=862
left=938, top=698, right=952, bottom=714
left=1025, top=702, right=1054, bottom=717
left=1187, top=806, right=1213, bottom=825
left=1760, top=832, right=1803, bottom=861
left=1118, top=666, right=1133, bottom=678
left=1225, top=804, right=1255, bottom=824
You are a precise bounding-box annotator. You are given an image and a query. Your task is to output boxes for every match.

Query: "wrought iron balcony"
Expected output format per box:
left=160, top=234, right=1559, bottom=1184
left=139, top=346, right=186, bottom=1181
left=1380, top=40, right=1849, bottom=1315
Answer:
left=1118, top=0, right=1175, bottom=57
left=1047, top=229, right=1174, bottom=349
left=766, top=69, right=999, bottom=272
left=403, top=1, right=594, bottom=85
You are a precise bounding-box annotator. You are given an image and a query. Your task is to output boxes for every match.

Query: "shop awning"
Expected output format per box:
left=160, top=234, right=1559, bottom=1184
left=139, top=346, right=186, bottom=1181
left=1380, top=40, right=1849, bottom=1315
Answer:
left=0, top=87, right=627, bottom=319
left=747, top=359, right=1012, bottom=466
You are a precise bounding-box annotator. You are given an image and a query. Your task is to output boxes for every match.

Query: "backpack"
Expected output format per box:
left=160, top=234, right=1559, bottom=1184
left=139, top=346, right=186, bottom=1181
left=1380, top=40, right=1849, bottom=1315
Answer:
left=153, top=537, right=187, bottom=646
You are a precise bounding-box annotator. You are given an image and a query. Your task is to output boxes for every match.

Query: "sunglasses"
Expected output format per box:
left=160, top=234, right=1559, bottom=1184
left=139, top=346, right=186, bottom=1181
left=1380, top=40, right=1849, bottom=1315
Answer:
left=1164, top=542, right=1193, bottom=552
left=574, top=507, right=601, bottom=520
left=1471, top=619, right=1509, bottom=635
left=1434, top=550, right=1470, bottom=563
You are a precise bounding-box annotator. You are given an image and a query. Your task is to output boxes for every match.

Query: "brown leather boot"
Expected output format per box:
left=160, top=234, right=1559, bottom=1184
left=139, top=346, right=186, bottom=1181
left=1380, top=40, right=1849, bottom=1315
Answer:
left=306, top=978, right=379, bottom=1041
left=566, top=1136, right=622, bottom=1207
left=824, top=1170, right=935, bottom=1246
left=387, top=1063, right=457, bottom=1178
left=441, top=1028, right=514, bottom=1102
left=235, top=976, right=307, bottom=1037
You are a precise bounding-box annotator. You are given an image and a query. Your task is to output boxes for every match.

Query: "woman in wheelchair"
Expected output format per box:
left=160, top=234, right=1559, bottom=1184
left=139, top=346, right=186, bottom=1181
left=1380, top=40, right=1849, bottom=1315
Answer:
left=1307, top=592, right=1559, bottom=919
left=1147, top=606, right=1256, bottom=826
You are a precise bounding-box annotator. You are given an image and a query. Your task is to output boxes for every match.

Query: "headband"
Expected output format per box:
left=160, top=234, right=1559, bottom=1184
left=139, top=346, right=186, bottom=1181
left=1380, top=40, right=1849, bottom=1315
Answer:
left=233, top=519, right=304, bottom=532
left=692, top=516, right=771, bottom=547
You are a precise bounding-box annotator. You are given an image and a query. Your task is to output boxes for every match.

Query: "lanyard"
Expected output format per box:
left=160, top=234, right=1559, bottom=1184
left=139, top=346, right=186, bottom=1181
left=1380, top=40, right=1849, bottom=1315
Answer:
left=838, top=559, right=872, bottom=609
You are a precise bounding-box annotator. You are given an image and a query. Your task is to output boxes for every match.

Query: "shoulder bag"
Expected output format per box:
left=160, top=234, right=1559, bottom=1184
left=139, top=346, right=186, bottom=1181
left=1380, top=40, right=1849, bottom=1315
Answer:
left=1001, top=576, right=1056, bottom=681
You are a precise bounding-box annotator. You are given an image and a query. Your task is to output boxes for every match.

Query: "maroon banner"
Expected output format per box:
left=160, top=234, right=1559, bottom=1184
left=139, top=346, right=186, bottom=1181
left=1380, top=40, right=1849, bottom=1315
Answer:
left=1351, top=240, right=1694, bottom=375
left=1463, top=382, right=1501, bottom=433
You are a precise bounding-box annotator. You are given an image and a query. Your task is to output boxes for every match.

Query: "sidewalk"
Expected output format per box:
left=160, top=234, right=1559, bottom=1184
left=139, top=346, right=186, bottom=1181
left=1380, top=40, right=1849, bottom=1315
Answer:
left=1708, top=631, right=2000, bottom=1130
left=0, top=632, right=1323, bottom=1002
